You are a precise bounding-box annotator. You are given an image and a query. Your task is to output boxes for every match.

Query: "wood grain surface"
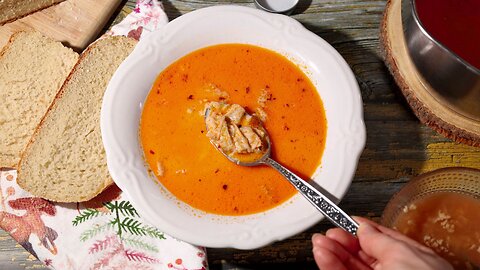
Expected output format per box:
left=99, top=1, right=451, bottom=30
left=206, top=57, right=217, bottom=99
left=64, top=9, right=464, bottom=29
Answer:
left=380, top=0, right=480, bottom=147
left=1, top=0, right=479, bottom=269
left=0, top=0, right=121, bottom=51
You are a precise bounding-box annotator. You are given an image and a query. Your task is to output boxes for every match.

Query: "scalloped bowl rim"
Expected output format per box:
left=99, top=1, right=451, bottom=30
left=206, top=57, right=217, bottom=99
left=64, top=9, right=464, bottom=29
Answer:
left=101, top=5, right=366, bottom=249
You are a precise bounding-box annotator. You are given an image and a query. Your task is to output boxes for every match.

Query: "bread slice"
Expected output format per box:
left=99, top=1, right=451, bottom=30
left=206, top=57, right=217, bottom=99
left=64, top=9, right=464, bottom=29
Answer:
left=0, top=0, right=65, bottom=25
left=17, top=36, right=137, bottom=202
left=0, top=31, right=78, bottom=168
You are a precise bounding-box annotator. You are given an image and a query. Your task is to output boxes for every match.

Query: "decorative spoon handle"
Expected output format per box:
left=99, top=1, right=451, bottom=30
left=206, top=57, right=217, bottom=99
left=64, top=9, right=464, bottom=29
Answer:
left=263, top=157, right=359, bottom=235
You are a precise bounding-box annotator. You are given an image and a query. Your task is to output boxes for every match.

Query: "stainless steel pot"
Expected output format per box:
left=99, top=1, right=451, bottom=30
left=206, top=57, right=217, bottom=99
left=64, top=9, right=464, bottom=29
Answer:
left=402, top=0, right=480, bottom=121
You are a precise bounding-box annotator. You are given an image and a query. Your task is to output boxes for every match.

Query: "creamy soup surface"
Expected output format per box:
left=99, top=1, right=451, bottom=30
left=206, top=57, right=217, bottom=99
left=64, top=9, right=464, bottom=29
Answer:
left=140, top=44, right=326, bottom=215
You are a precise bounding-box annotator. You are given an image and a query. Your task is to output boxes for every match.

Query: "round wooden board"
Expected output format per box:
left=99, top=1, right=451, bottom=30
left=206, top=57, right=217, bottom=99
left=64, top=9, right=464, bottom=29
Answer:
left=379, top=0, right=480, bottom=147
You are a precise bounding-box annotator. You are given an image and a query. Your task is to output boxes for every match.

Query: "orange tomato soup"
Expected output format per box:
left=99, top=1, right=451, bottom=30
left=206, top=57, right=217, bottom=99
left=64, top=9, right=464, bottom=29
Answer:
left=140, top=44, right=326, bottom=215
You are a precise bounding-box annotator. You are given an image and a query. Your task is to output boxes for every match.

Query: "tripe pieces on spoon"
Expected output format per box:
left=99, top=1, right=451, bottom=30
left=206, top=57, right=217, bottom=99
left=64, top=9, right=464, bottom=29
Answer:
left=204, top=102, right=268, bottom=159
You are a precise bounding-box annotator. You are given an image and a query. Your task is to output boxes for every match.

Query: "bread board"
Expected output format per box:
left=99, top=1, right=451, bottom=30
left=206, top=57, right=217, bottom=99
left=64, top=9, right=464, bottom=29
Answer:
left=380, top=0, right=480, bottom=147
left=0, top=0, right=121, bottom=51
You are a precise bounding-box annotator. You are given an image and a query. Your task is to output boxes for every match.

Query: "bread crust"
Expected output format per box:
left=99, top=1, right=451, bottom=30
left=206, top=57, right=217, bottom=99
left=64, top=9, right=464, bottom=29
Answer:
left=17, top=36, right=137, bottom=202
left=0, top=32, right=24, bottom=168
left=0, top=0, right=66, bottom=26
left=0, top=30, right=78, bottom=168
left=0, top=31, right=21, bottom=57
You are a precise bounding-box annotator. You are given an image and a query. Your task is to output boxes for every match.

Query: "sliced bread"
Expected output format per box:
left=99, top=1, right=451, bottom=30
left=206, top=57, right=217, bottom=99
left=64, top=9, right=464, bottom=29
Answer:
left=0, top=31, right=78, bottom=168
left=0, top=0, right=65, bottom=25
left=17, top=36, right=137, bottom=202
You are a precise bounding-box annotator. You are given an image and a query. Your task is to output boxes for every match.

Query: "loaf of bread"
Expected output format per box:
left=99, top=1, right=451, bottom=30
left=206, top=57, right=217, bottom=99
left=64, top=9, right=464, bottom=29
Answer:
left=17, top=36, right=137, bottom=202
left=0, top=31, right=78, bottom=168
left=0, top=0, right=65, bottom=25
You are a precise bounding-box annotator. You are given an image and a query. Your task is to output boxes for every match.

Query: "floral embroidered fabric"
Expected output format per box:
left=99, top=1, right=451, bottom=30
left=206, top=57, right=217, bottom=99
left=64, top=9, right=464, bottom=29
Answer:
left=0, top=1, right=207, bottom=269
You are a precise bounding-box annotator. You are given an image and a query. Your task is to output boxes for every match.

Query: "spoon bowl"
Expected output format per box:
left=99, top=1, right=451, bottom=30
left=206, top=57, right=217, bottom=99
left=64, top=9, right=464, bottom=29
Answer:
left=205, top=105, right=359, bottom=235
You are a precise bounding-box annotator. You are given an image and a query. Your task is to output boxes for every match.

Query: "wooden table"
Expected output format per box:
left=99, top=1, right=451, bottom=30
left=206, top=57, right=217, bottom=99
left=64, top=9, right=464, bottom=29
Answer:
left=1, top=0, right=479, bottom=269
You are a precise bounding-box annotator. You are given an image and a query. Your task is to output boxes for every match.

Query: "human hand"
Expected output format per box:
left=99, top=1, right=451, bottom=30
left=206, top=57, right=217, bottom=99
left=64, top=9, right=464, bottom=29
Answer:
left=311, top=217, right=453, bottom=270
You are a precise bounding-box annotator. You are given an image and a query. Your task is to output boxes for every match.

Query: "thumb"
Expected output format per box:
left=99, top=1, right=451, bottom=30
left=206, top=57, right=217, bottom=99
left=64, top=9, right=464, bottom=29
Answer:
left=357, top=221, right=399, bottom=259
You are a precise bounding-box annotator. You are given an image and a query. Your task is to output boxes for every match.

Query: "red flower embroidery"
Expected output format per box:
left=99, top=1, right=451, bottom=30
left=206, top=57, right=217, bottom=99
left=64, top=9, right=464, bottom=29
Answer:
left=44, top=258, right=52, bottom=266
left=127, top=26, right=144, bottom=41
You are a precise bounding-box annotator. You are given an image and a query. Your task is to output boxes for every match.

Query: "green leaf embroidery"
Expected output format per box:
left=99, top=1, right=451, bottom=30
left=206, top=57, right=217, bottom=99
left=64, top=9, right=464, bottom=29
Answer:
left=119, top=201, right=139, bottom=217
left=77, top=200, right=166, bottom=246
left=80, top=223, right=114, bottom=242
left=103, top=202, right=116, bottom=212
left=113, top=217, right=165, bottom=240
left=123, top=237, right=159, bottom=253
left=104, top=201, right=139, bottom=217
left=142, top=225, right=166, bottom=240
left=119, top=217, right=145, bottom=236
left=72, top=208, right=102, bottom=226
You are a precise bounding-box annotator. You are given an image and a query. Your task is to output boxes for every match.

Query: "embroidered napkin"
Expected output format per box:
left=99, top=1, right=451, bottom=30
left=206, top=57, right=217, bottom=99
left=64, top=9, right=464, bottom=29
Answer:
left=0, top=1, right=207, bottom=269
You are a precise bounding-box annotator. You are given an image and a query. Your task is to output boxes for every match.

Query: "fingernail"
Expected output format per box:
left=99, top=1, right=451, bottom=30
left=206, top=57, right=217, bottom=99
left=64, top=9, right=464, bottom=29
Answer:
left=358, top=222, right=377, bottom=235
left=352, top=216, right=366, bottom=223
left=311, top=233, right=322, bottom=245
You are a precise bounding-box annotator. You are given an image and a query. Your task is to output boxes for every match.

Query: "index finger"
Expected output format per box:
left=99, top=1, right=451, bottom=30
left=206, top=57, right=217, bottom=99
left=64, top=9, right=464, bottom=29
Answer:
left=326, top=228, right=360, bottom=254
left=354, top=217, right=435, bottom=254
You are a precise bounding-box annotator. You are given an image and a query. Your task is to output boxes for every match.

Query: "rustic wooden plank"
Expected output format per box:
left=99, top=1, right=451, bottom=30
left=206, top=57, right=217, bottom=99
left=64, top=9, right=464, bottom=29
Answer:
left=207, top=181, right=403, bottom=268
left=0, top=231, right=48, bottom=269
left=1, top=1, right=479, bottom=269
left=181, top=1, right=478, bottom=268
left=0, top=0, right=122, bottom=51
left=0, top=3, right=135, bottom=269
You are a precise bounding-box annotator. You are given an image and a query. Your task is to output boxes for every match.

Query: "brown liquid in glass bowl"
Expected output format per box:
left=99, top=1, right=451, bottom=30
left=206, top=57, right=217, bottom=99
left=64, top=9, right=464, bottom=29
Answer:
left=392, top=192, right=480, bottom=269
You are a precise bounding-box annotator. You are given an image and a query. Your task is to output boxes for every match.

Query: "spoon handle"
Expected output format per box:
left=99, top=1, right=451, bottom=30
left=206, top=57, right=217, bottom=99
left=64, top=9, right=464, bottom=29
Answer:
left=263, top=157, right=359, bottom=235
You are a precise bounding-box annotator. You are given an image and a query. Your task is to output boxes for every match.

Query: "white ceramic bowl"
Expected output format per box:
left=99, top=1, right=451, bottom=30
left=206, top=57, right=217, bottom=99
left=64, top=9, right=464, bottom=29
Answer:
left=101, top=5, right=366, bottom=249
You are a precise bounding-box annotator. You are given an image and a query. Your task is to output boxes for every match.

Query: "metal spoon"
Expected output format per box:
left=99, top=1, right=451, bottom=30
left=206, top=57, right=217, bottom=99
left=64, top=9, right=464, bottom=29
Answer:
left=205, top=107, right=359, bottom=235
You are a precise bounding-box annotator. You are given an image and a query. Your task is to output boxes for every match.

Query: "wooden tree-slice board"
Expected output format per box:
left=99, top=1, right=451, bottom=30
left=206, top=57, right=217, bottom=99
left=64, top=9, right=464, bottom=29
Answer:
left=380, top=0, right=480, bottom=147
left=0, top=0, right=121, bottom=51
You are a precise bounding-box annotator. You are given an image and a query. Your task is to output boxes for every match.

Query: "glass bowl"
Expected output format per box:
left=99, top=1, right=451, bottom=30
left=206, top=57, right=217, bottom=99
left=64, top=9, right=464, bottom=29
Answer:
left=382, top=167, right=480, bottom=269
